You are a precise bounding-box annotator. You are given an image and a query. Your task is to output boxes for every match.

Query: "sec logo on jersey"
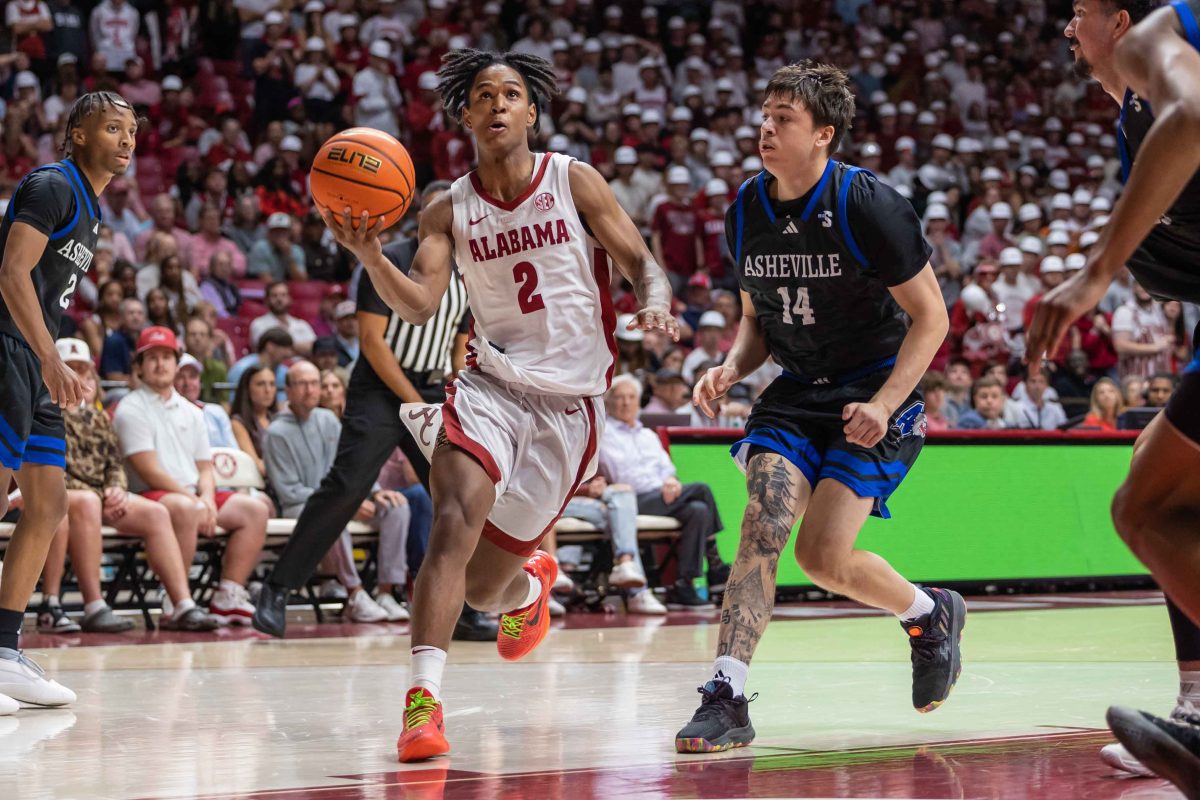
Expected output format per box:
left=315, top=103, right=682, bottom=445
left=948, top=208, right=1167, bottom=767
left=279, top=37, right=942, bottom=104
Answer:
left=534, top=192, right=555, bottom=212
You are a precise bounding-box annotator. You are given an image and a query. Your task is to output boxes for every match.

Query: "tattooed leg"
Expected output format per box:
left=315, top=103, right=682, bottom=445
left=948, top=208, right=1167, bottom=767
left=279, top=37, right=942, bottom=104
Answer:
left=716, top=453, right=811, bottom=664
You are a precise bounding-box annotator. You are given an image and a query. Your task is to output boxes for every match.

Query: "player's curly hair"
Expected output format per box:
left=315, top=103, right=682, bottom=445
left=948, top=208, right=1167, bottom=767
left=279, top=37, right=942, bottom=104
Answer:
left=764, top=61, right=856, bottom=154
left=60, top=91, right=145, bottom=155
left=436, top=48, right=559, bottom=133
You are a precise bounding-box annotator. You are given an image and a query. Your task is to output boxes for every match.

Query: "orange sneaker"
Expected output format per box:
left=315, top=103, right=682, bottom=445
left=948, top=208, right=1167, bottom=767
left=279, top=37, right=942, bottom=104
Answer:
left=396, top=687, right=450, bottom=763
left=497, top=551, right=557, bottom=661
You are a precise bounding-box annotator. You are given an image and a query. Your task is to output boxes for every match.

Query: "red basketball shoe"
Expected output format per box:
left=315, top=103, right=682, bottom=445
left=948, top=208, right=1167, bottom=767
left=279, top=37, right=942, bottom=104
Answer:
left=396, top=687, right=449, bottom=762
left=497, top=551, right=557, bottom=661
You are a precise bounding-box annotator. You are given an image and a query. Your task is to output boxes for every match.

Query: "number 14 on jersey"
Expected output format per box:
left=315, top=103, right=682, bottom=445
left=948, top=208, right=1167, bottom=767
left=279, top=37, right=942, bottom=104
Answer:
left=777, top=286, right=815, bottom=326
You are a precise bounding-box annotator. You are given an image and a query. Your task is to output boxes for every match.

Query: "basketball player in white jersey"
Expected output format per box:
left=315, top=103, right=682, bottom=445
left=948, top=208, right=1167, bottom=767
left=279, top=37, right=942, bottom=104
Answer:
left=322, top=49, right=677, bottom=763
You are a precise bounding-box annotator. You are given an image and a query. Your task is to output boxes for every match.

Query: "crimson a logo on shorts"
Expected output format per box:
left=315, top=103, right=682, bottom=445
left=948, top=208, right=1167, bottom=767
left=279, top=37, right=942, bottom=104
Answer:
left=533, top=192, right=555, bottom=212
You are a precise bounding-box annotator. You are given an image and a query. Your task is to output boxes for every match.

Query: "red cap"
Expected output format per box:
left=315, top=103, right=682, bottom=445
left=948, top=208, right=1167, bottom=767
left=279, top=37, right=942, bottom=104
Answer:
left=687, top=272, right=712, bottom=289
left=136, top=326, right=180, bottom=356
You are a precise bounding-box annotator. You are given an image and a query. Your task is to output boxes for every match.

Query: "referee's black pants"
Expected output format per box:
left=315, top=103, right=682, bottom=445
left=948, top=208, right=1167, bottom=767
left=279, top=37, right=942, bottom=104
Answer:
left=268, top=379, right=442, bottom=591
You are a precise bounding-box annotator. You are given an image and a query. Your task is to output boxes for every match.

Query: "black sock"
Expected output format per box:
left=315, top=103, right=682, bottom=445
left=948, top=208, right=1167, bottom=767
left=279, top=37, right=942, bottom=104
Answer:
left=0, top=606, right=24, bottom=652
left=1168, top=595, right=1200, bottom=662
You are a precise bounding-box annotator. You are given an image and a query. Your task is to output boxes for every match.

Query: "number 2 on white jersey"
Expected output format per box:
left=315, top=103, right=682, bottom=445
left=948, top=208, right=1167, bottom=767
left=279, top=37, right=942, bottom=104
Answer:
left=776, top=286, right=815, bottom=326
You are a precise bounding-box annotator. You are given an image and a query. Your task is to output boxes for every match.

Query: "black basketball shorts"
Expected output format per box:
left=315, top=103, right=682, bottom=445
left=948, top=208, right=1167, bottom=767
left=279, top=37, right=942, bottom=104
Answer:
left=731, top=370, right=926, bottom=519
left=0, top=333, right=65, bottom=469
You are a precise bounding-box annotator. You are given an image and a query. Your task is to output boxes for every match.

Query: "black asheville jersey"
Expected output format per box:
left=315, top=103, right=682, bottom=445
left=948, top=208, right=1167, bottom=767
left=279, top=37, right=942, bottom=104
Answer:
left=0, top=159, right=102, bottom=342
left=1116, top=0, right=1200, bottom=301
left=729, top=160, right=931, bottom=382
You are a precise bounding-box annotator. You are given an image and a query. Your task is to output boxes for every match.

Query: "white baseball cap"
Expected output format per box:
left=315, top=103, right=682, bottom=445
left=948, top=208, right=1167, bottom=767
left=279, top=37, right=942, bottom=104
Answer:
left=1047, top=230, right=1072, bottom=247
left=999, top=247, right=1023, bottom=267
left=178, top=353, right=203, bottom=373
left=710, top=151, right=735, bottom=167
left=671, top=107, right=694, bottom=123
left=1051, top=193, right=1073, bottom=211
left=564, top=86, right=587, bottom=105
left=981, top=167, right=1005, bottom=183
left=666, top=165, right=691, bottom=185
left=368, top=40, right=392, bottom=59
left=925, top=203, right=950, bottom=221
left=162, top=75, right=184, bottom=92
left=1017, top=203, right=1041, bottom=223
left=1072, top=188, right=1093, bottom=205
left=547, top=133, right=571, bottom=151
left=1091, top=196, right=1112, bottom=212
left=267, top=212, right=292, bottom=230
left=305, top=37, right=326, bottom=52
left=931, top=133, right=955, bottom=151
left=705, top=178, right=728, bottom=196
left=698, top=310, right=725, bottom=328
left=56, top=338, right=91, bottom=365
left=1080, top=231, right=1100, bottom=249
left=1040, top=255, right=1065, bottom=274
left=1065, top=253, right=1088, bottom=270
left=990, top=203, right=1013, bottom=220
left=1019, top=236, right=1043, bottom=255
left=613, top=146, right=637, bottom=166
left=417, top=71, right=439, bottom=91
left=917, top=111, right=938, bottom=126
left=614, top=313, right=643, bottom=342
left=742, top=156, right=763, bottom=171
left=264, top=10, right=285, bottom=25
left=860, top=142, right=882, bottom=158
left=895, top=136, right=916, bottom=152
left=14, top=71, right=37, bottom=90
left=281, top=135, right=303, bottom=152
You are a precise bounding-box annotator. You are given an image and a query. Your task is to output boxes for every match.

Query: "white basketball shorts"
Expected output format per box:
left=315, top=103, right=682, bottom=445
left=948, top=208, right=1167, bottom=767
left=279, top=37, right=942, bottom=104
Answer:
left=400, top=369, right=603, bottom=556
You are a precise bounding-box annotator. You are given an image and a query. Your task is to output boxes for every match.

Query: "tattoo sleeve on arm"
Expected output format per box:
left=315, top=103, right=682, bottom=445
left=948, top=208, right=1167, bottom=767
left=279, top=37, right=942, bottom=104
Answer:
left=716, top=454, right=805, bottom=663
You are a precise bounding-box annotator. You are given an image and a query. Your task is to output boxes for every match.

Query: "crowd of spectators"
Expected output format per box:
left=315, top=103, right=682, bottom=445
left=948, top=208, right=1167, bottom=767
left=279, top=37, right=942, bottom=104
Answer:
left=2, top=0, right=1196, bottom=628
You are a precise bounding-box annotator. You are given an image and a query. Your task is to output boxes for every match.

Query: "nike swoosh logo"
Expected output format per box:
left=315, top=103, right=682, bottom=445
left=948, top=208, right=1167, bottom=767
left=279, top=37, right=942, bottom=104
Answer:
left=565, top=405, right=582, bottom=416
left=469, top=214, right=490, bottom=225
left=527, top=598, right=545, bottom=627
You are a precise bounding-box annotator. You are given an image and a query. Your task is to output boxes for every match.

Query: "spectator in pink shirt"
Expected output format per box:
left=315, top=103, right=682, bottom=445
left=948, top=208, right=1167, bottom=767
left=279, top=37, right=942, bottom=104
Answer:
left=118, top=56, right=161, bottom=107
left=976, top=203, right=1014, bottom=263
left=135, top=194, right=193, bottom=268
left=190, top=204, right=247, bottom=279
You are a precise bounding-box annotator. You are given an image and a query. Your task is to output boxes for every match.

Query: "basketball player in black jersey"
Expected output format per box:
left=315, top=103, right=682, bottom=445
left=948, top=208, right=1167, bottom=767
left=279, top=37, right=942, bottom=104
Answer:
left=675, top=62, right=960, bottom=753
left=0, top=92, right=138, bottom=712
left=1027, top=1, right=1200, bottom=792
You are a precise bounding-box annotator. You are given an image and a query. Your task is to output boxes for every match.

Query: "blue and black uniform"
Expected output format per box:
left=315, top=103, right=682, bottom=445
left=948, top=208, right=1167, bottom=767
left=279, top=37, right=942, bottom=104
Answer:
left=729, top=160, right=932, bottom=517
left=0, top=159, right=101, bottom=469
left=1118, top=0, right=1200, bottom=444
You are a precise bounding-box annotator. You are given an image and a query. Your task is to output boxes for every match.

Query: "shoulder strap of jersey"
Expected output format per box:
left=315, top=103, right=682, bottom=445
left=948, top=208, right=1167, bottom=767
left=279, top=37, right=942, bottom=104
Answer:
left=732, top=175, right=756, bottom=266
left=836, top=163, right=872, bottom=270
left=1170, top=0, right=1200, bottom=50
left=4, top=162, right=83, bottom=241
left=1117, top=90, right=1135, bottom=184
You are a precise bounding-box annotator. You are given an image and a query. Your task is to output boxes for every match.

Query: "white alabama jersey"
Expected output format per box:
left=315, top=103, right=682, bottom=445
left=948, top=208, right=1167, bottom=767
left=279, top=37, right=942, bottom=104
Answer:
left=450, top=152, right=617, bottom=397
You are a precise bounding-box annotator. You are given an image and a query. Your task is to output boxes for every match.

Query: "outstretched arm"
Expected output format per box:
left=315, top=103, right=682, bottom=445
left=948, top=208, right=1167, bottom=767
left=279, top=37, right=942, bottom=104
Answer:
left=1027, top=8, right=1200, bottom=366
left=321, top=195, right=454, bottom=325
left=569, top=161, right=678, bottom=340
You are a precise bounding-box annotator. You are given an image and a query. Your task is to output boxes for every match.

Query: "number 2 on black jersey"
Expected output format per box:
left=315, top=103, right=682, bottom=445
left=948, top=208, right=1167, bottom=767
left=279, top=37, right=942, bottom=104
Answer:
left=776, top=286, right=815, bottom=326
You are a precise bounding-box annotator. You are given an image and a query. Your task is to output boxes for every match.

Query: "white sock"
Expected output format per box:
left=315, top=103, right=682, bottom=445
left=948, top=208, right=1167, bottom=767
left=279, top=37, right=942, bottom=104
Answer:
left=411, top=646, right=448, bottom=699
left=83, top=600, right=107, bottom=618
left=1180, top=670, right=1200, bottom=712
left=45, top=594, right=60, bottom=608
left=219, top=579, right=242, bottom=596
left=712, top=656, right=750, bottom=697
left=898, top=585, right=936, bottom=621
left=173, top=598, right=196, bottom=617
left=515, top=572, right=540, bottom=610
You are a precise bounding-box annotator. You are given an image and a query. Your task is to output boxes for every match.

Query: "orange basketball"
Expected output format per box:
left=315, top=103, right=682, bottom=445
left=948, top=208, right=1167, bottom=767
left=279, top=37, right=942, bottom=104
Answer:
left=310, top=127, right=416, bottom=231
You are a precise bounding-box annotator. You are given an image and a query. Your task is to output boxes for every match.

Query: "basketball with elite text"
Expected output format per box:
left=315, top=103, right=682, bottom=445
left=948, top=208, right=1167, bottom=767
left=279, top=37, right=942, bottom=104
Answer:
left=310, top=127, right=416, bottom=230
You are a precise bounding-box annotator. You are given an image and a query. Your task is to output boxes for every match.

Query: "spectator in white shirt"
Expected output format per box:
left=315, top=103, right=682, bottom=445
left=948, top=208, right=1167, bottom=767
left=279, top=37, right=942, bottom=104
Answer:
left=295, top=37, right=341, bottom=122
left=598, top=376, right=729, bottom=608
left=251, top=280, right=317, bottom=356
left=353, top=40, right=403, bottom=138
left=1014, top=370, right=1067, bottom=431
left=114, top=327, right=267, bottom=624
left=89, top=0, right=139, bottom=72
left=175, top=354, right=237, bottom=448
left=1112, top=283, right=1172, bottom=380
left=682, top=311, right=727, bottom=384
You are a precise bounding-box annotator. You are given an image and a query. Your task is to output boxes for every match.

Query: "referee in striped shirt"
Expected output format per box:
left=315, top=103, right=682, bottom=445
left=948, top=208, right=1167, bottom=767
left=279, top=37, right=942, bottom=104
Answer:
left=252, top=182, right=489, bottom=639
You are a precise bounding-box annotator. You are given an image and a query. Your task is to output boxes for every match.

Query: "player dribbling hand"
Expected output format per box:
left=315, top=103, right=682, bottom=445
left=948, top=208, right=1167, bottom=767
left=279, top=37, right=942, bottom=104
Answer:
left=842, top=400, right=890, bottom=448
left=693, top=363, right=739, bottom=419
